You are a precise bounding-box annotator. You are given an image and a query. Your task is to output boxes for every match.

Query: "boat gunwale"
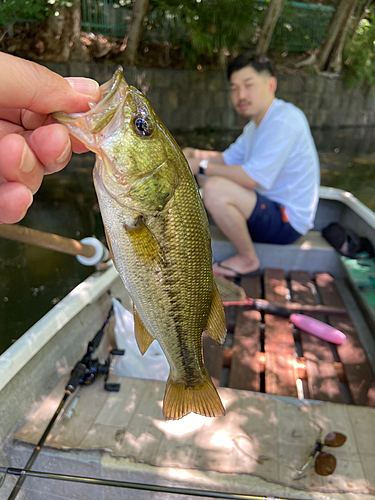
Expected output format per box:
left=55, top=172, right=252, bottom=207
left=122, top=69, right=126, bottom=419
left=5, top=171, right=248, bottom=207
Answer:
left=0, top=263, right=118, bottom=393
left=319, top=186, right=375, bottom=230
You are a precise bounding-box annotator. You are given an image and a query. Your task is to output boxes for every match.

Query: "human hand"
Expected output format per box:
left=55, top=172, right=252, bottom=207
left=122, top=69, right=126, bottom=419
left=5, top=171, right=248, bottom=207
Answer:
left=0, top=52, right=100, bottom=224
left=187, top=157, right=202, bottom=176
left=182, top=147, right=196, bottom=159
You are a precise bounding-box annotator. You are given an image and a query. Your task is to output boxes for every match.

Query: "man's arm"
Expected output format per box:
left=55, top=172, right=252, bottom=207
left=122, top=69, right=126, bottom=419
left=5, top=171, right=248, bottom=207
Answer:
left=182, top=147, right=225, bottom=165
left=185, top=153, right=257, bottom=190
left=201, top=162, right=257, bottom=189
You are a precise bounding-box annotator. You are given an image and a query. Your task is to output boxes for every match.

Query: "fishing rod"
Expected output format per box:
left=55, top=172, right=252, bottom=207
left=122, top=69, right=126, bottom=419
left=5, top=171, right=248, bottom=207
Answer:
left=214, top=274, right=347, bottom=344
left=0, top=224, right=108, bottom=266
left=0, top=466, right=296, bottom=500
left=214, top=275, right=347, bottom=316
left=5, top=304, right=122, bottom=500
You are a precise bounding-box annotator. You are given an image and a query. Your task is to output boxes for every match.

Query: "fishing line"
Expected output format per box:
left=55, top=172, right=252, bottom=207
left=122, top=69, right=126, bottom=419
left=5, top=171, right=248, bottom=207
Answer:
left=0, top=466, right=296, bottom=500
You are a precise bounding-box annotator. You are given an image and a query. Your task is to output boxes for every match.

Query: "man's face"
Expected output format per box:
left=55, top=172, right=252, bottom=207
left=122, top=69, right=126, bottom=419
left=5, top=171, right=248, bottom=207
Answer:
left=229, top=66, right=276, bottom=125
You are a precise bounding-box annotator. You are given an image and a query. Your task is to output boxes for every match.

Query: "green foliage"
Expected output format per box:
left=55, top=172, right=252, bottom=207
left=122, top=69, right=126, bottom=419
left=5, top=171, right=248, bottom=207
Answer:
left=144, top=0, right=258, bottom=65
left=270, top=2, right=333, bottom=53
left=0, top=0, right=72, bottom=27
left=188, top=0, right=258, bottom=55
left=343, top=9, right=375, bottom=90
left=143, top=1, right=336, bottom=66
left=0, top=0, right=49, bottom=25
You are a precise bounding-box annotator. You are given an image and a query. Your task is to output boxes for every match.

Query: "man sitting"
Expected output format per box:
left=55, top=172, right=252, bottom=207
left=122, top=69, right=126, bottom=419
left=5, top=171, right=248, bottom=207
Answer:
left=184, top=52, right=320, bottom=277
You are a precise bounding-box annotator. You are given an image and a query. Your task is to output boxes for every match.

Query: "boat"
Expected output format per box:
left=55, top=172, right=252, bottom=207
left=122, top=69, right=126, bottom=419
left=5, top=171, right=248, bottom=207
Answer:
left=1, top=186, right=375, bottom=500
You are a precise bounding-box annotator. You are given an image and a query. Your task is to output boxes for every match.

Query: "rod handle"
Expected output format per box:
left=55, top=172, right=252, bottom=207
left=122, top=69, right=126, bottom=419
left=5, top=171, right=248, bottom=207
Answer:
left=0, top=224, right=95, bottom=258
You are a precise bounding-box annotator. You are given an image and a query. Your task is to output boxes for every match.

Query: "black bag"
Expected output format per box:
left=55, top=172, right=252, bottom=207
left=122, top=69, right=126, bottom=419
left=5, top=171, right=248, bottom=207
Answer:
left=322, top=222, right=375, bottom=258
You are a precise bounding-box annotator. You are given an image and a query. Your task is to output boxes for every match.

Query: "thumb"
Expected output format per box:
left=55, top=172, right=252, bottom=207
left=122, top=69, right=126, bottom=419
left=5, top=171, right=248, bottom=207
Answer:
left=0, top=53, right=99, bottom=114
left=65, top=77, right=100, bottom=98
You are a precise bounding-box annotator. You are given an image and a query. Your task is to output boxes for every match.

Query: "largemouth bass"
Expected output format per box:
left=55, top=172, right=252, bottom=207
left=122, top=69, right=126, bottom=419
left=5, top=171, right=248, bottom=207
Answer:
left=54, top=70, right=227, bottom=420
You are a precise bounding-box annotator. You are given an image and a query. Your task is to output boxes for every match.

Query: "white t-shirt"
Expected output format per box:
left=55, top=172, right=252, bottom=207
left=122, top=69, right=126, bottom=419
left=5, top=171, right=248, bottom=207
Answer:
left=222, top=98, right=320, bottom=235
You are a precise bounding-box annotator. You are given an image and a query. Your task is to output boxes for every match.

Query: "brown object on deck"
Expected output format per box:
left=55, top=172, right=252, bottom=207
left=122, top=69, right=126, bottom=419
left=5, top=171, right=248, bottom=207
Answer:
left=202, top=268, right=375, bottom=407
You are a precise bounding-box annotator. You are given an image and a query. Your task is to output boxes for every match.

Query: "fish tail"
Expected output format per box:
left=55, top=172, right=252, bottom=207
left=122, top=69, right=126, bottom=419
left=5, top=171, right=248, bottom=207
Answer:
left=163, top=368, right=225, bottom=420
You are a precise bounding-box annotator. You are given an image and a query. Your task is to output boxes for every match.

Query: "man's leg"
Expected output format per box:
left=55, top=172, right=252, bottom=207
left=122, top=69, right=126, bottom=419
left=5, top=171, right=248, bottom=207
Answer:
left=203, top=176, right=260, bottom=276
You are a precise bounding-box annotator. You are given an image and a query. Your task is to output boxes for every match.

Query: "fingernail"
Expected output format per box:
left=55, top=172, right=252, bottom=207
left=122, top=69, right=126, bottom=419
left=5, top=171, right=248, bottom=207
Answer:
left=55, top=140, right=71, bottom=164
left=19, top=144, right=36, bottom=173
left=26, top=189, right=33, bottom=210
left=66, top=77, right=99, bottom=96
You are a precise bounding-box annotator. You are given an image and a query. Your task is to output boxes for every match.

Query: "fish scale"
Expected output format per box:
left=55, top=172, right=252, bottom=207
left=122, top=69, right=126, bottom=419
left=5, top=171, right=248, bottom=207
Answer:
left=53, top=69, right=227, bottom=420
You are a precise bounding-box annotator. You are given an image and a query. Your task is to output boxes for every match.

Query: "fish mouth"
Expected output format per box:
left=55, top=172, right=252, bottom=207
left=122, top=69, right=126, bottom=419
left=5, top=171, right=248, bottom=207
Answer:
left=53, top=68, right=129, bottom=135
left=94, top=67, right=127, bottom=110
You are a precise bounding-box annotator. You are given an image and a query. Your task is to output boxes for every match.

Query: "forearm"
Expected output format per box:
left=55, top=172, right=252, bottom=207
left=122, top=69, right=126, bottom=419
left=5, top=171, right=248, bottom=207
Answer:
left=201, top=162, right=257, bottom=189
left=183, top=147, right=225, bottom=165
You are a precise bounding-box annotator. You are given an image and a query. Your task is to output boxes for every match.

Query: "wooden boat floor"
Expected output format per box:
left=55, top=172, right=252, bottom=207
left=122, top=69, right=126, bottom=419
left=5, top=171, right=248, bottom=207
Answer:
left=10, top=268, right=375, bottom=498
left=204, top=268, right=375, bottom=407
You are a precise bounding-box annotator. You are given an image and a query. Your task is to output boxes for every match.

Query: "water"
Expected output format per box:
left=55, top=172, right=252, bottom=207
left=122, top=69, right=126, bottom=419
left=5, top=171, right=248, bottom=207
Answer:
left=1, top=126, right=375, bottom=354
left=0, top=153, right=104, bottom=354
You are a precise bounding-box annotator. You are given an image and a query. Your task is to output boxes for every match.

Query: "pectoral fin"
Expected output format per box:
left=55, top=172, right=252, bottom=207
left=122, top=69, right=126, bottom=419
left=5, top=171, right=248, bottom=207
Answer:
left=205, top=280, right=227, bottom=345
left=104, top=227, right=118, bottom=270
left=133, top=305, right=155, bottom=355
left=125, top=217, right=166, bottom=273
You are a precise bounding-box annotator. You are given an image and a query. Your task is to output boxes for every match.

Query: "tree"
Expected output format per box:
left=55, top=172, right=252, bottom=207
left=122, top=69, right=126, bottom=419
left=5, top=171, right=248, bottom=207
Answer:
left=122, top=0, right=149, bottom=66
left=256, top=0, right=287, bottom=55
left=189, top=0, right=257, bottom=69
left=315, top=0, right=359, bottom=72
left=351, top=0, right=374, bottom=41
left=70, top=0, right=89, bottom=62
left=40, top=0, right=88, bottom=63
left=343, top=4, right=375, bottom=89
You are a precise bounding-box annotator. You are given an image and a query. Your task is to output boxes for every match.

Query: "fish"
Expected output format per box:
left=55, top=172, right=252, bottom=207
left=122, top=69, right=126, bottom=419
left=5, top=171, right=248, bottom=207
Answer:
left=53, top=69, right=227, bottom=420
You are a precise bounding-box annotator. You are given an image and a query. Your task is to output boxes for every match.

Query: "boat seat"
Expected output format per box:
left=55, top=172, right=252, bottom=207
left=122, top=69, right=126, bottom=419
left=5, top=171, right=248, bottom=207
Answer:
left=210, top=225, right=343, bottom=276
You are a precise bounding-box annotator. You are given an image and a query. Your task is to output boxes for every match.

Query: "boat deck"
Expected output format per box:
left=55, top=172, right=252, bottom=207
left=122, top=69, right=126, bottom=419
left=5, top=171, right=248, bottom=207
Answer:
left=4, top=266, right=375, bottom=500
left=204, top=268, right=375, bottom=407
left=8, top=373, right=375, bottom=499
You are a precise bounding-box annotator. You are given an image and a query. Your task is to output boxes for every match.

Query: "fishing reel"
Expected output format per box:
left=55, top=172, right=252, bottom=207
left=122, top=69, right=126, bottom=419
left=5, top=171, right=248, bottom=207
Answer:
left=81, top=349, right=125, bottom=391
left=65, top=304, right=125, bottom=394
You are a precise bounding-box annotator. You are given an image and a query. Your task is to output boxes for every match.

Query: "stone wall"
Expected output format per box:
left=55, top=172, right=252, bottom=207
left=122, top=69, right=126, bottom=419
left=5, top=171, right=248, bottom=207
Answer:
left=45, top=62, right=375, bottom=132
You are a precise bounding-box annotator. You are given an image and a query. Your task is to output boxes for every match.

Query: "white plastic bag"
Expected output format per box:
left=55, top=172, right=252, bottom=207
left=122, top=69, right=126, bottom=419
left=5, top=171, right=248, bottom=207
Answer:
left=110, top=298, right=169, bottom=381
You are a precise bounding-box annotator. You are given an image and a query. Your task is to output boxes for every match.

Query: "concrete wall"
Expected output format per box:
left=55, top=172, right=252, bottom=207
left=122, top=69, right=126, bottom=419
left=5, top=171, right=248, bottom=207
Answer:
left=44, top=62, right=375, bottom=132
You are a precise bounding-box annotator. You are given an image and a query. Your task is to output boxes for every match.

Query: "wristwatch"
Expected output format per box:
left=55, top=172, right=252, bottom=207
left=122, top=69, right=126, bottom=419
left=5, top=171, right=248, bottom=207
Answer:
left=198, top=159, right=209, bottom=175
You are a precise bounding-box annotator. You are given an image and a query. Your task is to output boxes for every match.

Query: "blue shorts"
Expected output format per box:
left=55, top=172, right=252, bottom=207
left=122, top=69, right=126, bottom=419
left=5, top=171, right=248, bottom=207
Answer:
left=247, top=193, right=302, bottom=244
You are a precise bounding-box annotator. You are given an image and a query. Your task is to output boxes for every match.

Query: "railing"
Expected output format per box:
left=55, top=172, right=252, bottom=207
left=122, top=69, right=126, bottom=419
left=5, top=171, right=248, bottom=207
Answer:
left=81, top=0, right=131, bottom=38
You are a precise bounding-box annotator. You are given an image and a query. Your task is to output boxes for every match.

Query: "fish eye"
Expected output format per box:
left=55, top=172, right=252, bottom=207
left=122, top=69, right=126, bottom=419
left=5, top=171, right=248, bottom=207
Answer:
left=133, top=115, right=153, bottom=137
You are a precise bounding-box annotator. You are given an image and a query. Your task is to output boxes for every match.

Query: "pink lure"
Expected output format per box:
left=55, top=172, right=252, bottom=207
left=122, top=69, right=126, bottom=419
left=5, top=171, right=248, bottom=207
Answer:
left=290, top=314, right=346, bottom=344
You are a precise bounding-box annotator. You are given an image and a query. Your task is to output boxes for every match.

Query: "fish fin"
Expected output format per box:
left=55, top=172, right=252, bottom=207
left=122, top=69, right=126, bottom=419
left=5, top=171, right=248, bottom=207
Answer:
left=163, top=368, right=225, bottom=420
left=104, top=227, right=118, bottom=269
left=133, top=305, right=155, bottom=355
left=214, top=274, right=247, bottom=302
left=205, top=280, right=227, bottom=345
left=125, top=218, right=165, bottom=272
